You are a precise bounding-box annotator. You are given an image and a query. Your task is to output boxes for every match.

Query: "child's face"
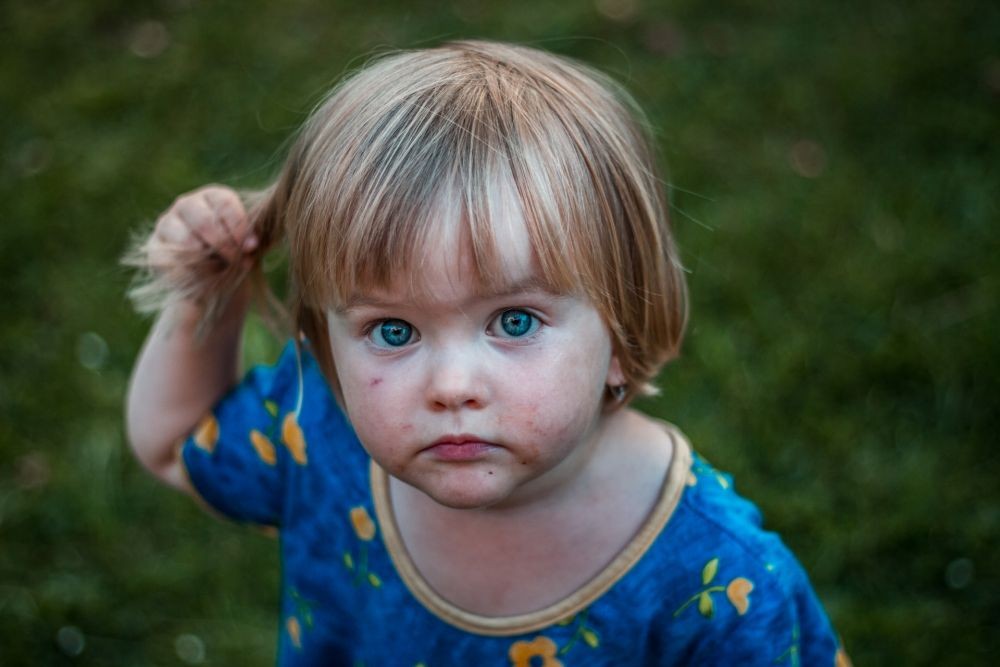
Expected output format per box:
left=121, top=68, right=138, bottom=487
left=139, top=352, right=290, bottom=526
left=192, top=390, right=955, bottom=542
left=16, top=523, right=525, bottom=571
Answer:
left=325, top=219, right=624, bottom=510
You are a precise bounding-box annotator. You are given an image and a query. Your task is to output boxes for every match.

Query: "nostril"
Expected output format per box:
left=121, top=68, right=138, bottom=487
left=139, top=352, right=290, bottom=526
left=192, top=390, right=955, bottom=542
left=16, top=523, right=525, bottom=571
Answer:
left=425, top=355, right=487, bottom=409
left=430, top=397, right=482, bottom=411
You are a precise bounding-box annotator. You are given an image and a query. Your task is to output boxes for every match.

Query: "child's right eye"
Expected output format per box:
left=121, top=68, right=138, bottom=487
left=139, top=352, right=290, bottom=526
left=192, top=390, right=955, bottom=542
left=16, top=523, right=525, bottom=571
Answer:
left=368, top=319, right=416, bottom=348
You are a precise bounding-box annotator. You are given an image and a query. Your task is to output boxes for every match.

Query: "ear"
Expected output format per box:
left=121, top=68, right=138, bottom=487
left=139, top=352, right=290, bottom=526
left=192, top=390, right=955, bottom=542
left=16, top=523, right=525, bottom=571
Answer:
left=606, top=353, right=625, bottom=388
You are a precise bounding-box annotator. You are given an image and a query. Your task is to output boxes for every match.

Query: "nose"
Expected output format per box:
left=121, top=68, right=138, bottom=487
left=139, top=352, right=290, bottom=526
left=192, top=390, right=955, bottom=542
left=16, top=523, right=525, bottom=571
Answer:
left=425, top=344, right=488, bottom=411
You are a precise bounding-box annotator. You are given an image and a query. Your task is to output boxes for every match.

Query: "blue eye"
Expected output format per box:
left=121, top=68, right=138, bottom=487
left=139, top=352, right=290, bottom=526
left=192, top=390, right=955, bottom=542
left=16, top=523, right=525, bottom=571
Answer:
left=371, top=319, right=414, bottom=347
left=496, top=309, right=538, bottom=338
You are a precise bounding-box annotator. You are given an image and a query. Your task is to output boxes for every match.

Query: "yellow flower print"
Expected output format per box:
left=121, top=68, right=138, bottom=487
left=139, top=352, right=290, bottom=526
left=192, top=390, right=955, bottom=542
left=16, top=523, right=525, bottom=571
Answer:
left=835, top=647, right=854, bottom=667
left=285, top=588, right=316, bottom=651
left=674, top=557, right=754, bottom=619
left=192, top=414, right=219, bottom=452
left=286, top=615, right=302, bottom=649
left=509, top=612, right=600, bottom=661
left=509, top=636, right=563, bottom=667
left=281, top=413, right=308, bottom=464
left=343, top=506, right=381, bottom=588
left=725, top=577, right=754, bottom=615
left=249, top=429, right=277, bottom=465
left=350, top=506, right=377, bottom=541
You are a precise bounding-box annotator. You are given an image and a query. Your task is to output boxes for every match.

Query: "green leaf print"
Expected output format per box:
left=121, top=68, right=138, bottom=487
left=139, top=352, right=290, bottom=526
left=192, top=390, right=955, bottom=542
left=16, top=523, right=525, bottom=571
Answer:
left=698, top=591, right=714, bottom=618
left=702, top=557, right=719, bottom=585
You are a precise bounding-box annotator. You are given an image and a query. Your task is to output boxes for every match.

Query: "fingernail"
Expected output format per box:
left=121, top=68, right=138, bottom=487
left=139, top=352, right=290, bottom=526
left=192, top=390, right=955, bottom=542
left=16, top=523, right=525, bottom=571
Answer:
left=243, top=235, right=258, bottom=251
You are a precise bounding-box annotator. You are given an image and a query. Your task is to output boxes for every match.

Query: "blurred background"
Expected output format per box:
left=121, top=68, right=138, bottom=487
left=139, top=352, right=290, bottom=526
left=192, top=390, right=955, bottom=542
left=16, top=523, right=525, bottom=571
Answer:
left=2, top=0, right=997, bottom=664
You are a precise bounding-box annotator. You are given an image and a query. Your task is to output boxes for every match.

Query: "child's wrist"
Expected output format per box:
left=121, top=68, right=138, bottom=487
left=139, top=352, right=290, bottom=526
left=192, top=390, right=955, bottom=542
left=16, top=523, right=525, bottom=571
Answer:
left=165, top=280, right=252, bottom=333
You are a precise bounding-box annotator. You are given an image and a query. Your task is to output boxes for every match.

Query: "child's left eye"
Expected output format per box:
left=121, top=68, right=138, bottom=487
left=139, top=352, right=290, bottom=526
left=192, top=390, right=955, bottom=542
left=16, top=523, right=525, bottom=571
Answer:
left=490, top=309, right=540, bottom=338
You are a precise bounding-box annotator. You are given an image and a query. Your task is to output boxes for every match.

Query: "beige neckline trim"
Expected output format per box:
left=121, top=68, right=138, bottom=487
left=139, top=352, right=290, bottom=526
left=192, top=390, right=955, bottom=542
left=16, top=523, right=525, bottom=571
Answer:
left=369, top=422, right=692, bottom=637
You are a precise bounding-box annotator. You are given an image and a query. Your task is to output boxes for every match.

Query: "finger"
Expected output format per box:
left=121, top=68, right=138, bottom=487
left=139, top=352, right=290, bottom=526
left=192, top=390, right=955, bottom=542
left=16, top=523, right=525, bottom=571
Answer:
left=147, top=219, right=203, bottom=271
left=203, top=188, right=254, bottom=251
left=154, top=213, right=205, bottom=248
left=175, top=197, right=242, bottom=262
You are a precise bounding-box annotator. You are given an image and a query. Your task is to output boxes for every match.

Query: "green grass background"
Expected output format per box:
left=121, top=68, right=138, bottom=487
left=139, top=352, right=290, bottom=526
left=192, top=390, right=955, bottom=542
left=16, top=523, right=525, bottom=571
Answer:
left=2, top=0, right=997, bottom=664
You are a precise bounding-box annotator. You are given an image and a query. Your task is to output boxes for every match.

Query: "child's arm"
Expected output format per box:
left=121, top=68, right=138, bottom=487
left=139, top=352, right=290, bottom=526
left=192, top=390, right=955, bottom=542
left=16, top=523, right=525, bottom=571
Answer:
left=125, top=186, right=258, bottom=492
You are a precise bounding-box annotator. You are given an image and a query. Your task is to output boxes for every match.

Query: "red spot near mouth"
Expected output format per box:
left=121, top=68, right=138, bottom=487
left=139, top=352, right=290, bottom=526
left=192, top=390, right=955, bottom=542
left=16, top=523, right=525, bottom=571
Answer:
left=369, top=377, right=382, bottom=387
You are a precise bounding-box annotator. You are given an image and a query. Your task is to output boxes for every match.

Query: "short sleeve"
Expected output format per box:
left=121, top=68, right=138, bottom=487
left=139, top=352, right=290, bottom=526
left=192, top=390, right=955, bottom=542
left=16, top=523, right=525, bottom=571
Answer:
left=655, top=461, right=849, bottom=667
left=181, top=341, right=304, bottom=527
left=682, top=556, right=843, bottom=666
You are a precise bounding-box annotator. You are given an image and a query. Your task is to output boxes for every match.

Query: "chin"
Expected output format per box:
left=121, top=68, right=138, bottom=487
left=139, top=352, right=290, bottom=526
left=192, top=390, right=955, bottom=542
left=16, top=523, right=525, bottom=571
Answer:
left=419, top=476, right=515, bottom=511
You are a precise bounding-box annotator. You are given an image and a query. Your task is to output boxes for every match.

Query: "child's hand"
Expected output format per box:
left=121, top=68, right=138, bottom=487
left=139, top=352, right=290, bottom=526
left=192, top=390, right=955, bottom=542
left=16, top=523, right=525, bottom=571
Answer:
left=132, top=185, right=262, bottom=315
left=148, top=185, right=258, bottom=271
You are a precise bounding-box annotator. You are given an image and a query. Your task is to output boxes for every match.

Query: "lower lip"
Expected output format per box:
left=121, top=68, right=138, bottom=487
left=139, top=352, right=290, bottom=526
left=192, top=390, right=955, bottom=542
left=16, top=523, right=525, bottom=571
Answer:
left=426, top=442, right=495, bottom=461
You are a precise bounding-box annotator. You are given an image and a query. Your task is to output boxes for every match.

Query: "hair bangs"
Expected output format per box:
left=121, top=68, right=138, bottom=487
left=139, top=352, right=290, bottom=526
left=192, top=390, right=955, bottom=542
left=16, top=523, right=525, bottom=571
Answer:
left=292, top=74, right=597, bottom=310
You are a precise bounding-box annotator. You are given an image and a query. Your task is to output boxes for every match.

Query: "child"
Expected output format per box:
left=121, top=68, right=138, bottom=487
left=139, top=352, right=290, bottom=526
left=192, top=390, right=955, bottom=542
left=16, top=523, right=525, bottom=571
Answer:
left=125, top=40, right=849, bottom=666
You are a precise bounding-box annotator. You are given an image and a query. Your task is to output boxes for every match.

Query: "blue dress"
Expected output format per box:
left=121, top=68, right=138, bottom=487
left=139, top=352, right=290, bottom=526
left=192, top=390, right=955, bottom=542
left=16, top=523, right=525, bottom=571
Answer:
left=182, top=342, right=850, bottom=666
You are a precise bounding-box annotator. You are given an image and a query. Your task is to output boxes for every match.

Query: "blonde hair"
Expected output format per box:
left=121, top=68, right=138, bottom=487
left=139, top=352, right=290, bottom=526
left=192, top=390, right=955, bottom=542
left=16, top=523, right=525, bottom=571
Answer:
left=132, top=40, right=687, bottom=403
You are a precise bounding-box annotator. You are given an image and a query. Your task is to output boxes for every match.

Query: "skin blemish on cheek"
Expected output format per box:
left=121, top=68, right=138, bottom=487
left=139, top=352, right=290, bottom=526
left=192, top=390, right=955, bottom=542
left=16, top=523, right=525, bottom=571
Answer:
left=369, top=377, right=382, bottom=387
left=518, top=445, right=541, bottom=466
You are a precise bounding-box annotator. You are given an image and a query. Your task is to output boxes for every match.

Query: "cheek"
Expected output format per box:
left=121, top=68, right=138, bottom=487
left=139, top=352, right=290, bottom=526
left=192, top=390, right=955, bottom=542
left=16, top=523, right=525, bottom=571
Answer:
left=537, top=339, right=610, bottom=398
left=337, top=350, right=391, bottom=404
left=503, top=345, right=607, bottom=440
left=339, top=367, right=415, bottom=451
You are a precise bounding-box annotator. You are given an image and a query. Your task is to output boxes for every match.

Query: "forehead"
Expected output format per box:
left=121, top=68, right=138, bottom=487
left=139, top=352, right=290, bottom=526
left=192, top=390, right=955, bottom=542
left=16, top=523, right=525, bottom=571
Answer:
left=343, top=205, right=542, bottom=309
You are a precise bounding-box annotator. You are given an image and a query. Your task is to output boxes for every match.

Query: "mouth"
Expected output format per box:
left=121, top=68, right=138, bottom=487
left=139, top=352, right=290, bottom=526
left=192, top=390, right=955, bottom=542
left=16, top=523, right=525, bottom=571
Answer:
left=423, top=435, right=497, bottom=462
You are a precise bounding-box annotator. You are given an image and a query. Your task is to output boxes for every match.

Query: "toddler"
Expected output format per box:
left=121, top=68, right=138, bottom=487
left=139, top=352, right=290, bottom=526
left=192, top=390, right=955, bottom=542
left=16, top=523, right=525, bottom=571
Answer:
left=126, top=40, right=849, bottom=666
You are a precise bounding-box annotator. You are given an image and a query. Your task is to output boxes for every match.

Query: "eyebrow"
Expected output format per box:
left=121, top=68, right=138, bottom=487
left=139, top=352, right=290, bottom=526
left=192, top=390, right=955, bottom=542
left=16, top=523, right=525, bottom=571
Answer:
left=337, top=276, right=562, bottom=313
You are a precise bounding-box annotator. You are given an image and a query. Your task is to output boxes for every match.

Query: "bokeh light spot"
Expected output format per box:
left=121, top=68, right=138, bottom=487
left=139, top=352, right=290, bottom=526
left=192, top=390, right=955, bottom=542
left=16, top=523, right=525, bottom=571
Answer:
left=13, top=139, right=52, bottom=177
left=128, top=21, right=171, bottom=58
left=77, top=332, right=109, bottom=371
left=788, top=139, right=827, bottom=178
left=175, top=633, right=206, bottom=664
left=15, top=452, right=51, bottom=491
left=643, top=21, right=685, bottom=57
left=56, top=626, right=85, bottom=657
left=945, top=558, right=974, bottom=590
left=595, top=0, right=638, bottom=22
